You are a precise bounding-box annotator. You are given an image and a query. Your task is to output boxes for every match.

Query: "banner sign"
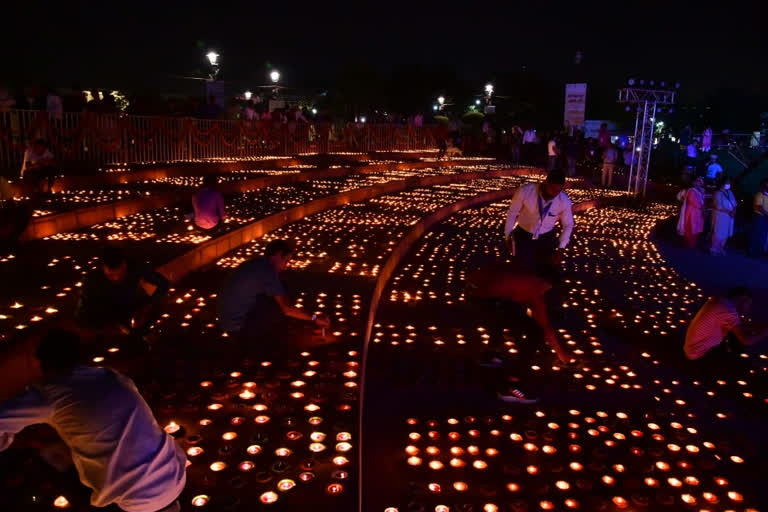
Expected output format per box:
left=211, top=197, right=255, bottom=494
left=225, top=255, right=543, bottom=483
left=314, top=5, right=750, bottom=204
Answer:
left=564, top=83, right=587, bottom=127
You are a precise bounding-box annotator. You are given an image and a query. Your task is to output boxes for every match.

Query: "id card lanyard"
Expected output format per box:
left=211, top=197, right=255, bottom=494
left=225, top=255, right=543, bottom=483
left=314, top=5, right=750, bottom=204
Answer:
left=533, top=193, right=553, bottom=240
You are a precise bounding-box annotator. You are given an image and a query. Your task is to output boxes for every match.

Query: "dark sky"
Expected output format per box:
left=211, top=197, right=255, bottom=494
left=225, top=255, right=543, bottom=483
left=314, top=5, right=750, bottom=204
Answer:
left=3, top=1, right=766, bottom=101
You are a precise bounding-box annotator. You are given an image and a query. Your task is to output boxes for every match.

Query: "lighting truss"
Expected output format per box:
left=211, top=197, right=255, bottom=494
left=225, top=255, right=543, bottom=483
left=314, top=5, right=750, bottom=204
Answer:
left=618, top=88, right=676, bottom=197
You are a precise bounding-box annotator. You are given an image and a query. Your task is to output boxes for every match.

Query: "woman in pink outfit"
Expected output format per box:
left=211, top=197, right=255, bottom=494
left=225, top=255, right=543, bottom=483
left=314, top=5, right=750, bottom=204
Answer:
left=677, top=177, right=705, bottom=248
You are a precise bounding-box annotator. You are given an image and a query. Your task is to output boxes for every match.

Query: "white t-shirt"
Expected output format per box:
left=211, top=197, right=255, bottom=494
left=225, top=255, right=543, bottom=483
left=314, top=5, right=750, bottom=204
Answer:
left=547, top=140, right=557, bottom=156
left=684, top=297, right=741, bottom=360
left=0, top=366, right=187, bottom=512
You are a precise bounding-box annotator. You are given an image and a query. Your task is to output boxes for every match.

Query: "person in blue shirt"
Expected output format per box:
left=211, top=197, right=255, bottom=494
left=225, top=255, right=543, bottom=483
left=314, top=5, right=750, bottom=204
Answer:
left=218, top=240, right=330, bottom=354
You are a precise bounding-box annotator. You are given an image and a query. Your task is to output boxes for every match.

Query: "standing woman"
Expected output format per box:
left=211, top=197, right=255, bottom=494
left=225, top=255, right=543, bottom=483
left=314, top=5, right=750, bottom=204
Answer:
left=678, top=177, right=705, bottom=249
left=710, top=176, right=737, bottom=255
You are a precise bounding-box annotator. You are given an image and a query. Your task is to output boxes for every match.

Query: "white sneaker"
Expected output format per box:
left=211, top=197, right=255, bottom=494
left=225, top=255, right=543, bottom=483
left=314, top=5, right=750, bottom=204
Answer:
left=497, top=389, right=538, bottom=404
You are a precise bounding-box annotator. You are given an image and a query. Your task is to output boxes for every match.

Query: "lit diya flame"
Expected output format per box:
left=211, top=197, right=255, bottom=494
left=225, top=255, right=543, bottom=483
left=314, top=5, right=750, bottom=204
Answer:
left=326, top=483, right=343, bottom=495
left=333, top=456, right=349, bottom=466
left=239, top=390, right=256, bottom=400
left=222, top=432, right=237, bottom=441
left=275, top=448, right=292, bottom=457
left=277, top=479, right=296, bottom=491
left=309, top=443, right=326, bottom=453
left=191, top=495, right=209, bottom=507
left=53, top=496, right=70, bottom=508
left=163, top=422, right=180, bottom=435
left=259, top=491, right=278, bottom=504
left=187, top=447, right=203, bottom=456
left=336, top=442, right=352, bottom=452
left=336, top=432, right=352, bottom=441
left=209, top=461, right=226, bottom=471
left=246, top=445, right=262, bottom=455
left=254, top=415, right=270, bottom=424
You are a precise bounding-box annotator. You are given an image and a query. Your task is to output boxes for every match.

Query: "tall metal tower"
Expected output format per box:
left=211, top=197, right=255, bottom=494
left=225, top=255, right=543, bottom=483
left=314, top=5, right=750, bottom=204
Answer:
left=618, top=86, right=676, bottom=197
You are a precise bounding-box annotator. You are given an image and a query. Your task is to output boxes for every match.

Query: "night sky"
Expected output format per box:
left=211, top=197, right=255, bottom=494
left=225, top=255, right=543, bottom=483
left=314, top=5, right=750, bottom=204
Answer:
left=3, top=1, right=766, bottom=123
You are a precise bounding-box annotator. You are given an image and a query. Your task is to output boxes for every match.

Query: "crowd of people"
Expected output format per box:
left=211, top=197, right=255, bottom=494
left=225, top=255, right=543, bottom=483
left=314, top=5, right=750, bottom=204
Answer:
left=677, top=174, right=768, bottom=257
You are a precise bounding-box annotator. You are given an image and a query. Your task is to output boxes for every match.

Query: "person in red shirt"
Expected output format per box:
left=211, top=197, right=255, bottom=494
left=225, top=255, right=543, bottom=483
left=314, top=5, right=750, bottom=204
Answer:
left=466, top=259, right=573, bottom=403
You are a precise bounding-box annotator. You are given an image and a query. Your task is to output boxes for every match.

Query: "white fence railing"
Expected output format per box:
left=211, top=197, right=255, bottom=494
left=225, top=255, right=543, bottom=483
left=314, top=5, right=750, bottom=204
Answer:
left=0, top=110, right=439, bottom=176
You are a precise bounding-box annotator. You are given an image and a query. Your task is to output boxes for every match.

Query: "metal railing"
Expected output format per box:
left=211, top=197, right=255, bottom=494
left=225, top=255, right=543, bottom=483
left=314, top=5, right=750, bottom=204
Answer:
left=0, top=110, right=438, bottom=176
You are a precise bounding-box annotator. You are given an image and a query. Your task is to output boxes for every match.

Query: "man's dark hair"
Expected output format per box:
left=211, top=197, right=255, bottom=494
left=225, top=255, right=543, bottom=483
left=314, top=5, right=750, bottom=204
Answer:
left=203, top=174, right=218, bottom=187
left=727, top=287, right=752, bottom=300
left=102, top=246, right=127, bottom=269
left=716, top=175, right=731, bottom=188
left=36, top=329, right=81, bottom=375
left=265, top=239, right=294, bottom=258
left=545, top=170, right=566, bottom=185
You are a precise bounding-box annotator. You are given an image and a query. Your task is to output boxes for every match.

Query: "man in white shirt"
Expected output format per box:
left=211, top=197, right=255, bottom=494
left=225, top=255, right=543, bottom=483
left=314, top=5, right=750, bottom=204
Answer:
left=504, top=170, right=574, bottom=280
left=0, top=329, right=187, bottom=512
left=546, top=137, right=559, bottom=171
left=684, top=288, right=767, bottom=361
left=705, top=154, right=723, bottom=185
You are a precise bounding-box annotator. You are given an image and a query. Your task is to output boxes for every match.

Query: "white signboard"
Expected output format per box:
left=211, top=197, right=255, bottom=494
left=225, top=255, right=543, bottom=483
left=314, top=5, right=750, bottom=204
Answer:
left=564, top=83, right=587, bottom=127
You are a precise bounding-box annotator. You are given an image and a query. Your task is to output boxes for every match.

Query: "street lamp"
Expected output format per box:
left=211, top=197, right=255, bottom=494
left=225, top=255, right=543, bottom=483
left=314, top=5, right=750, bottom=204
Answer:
left=270, top=70, right=281, bottom=84
left=206, top=51, right=220, bottom=80
left=484, top=83, right=494, bottom=95
left=437, top=96, right=445, bottom=106
left=206, top=51, right=219, bottom=66
left=244, top=90, right=253, bottom=101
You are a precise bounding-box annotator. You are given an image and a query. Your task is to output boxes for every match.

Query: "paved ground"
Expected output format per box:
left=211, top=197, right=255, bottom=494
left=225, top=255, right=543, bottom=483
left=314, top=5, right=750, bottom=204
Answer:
left=654, top=215, right=768, bottom=309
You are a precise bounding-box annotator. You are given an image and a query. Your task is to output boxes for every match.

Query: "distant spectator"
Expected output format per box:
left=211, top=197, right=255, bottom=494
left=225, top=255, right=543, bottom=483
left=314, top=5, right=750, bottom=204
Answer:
left=509, top=126, right=523, bottom=165
left=597, top=122, right=610, bottom=148
left=546, top=136, right=558, bottom=171
left=46, top=87, right=63, bottom=120
left=601, top=144, right=618, bottom=186
left=413, top=113, right=423, bottom=128
left=21, top=139, right=56, bottom=193
left=677, top=177, right=705, bottom=249
left=563, top=133, right=581, bottom=177
left=522, top=127, right=536, bottom=164
left=685, top=141, right=698, bottom=168
left=749, top=178, right=768, bottom=257
left=705, top=154, right=723, bottom=185
left=0, top=86, right=15, bottom=112
left=243, top=100, right=258, bottom=121
left=701, top=127, right=713, bottom=152
left=191, top=175, right=226, bottom=232
left=710, top=176, right=737, bottom=255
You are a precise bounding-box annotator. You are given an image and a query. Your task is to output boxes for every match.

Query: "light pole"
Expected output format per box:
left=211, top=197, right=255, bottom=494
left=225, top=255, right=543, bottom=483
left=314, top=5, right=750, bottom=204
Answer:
left=206, top=51, right=220, bottom=80
left=484, top=83, right=494, bottom=105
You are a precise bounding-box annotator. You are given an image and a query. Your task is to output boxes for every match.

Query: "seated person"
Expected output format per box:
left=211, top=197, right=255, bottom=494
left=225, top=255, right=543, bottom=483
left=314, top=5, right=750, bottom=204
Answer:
left=76, top=246, right=169, bottom=341
left=21, top=139, right=56, bottom=193
left=684, top=287, right=768, bottom=361
left=191, top=175, right=226, bottom=232
left=217, top=239, right=329, bottom=353
left=0, top=329, right=187, bottom=512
